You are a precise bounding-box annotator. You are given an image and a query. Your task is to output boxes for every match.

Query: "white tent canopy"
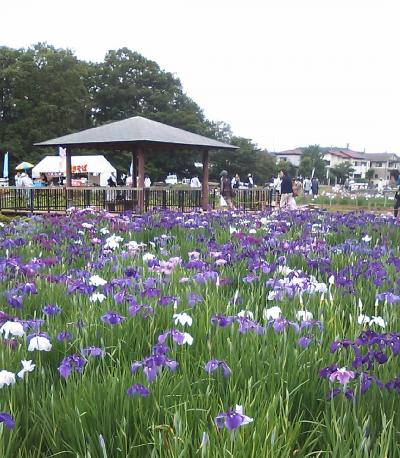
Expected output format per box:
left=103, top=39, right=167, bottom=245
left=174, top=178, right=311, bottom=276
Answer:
left=32, top=155, right=116, bottom=186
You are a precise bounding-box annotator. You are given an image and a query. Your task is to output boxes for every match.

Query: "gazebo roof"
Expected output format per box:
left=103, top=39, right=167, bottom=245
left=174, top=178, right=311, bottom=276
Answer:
left=35, top=116, right=237, bottom=151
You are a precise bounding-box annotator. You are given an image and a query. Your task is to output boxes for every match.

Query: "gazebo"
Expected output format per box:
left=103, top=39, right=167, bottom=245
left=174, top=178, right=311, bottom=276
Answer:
left=35, top=116, right=237, bottom=211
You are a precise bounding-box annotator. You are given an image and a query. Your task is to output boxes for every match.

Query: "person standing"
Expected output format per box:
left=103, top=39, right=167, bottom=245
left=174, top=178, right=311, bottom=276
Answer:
left=144, top=175, right=152, bottom=188
left=279, top=169, right=293, bottom=209
left=311, top=177, right=319, bottom=199
left=190, top=176, right=201, bottom=188
left=246, top=173, right=254, bottom=188
left=232, top=173, right=240, bottom=189
left=303, top=177, right=312, bottom=196
left=220, top=170, right=235, bottom=209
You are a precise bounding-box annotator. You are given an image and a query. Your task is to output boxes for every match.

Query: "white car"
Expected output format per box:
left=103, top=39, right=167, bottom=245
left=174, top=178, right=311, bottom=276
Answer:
left=165, top=174, right=178, bottom=185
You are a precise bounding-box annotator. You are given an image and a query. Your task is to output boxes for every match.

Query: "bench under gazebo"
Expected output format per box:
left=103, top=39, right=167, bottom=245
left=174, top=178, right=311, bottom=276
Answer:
left=34, top=116, right=237, bottom=211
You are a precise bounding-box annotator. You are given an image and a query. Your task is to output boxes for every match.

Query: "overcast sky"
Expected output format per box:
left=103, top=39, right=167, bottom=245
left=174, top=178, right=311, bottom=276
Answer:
left=2, top=0, right=399, bottom=153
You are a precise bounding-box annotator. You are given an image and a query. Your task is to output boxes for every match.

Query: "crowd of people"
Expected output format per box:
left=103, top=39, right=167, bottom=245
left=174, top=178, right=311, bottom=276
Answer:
left=219, top=169, right=320, bottom=210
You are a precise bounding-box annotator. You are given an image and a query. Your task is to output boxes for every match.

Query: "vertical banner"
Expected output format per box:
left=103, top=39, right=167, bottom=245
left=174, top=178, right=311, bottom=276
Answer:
left=3, top=152, right=9, bottom=179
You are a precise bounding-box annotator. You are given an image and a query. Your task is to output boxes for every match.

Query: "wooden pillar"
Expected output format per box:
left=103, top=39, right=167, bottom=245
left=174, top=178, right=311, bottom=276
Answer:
left=137, top=146, right=145, bottom=212
left=201, top=150, right=209, bottom=211
left=131, top=150, right=136, bottom=188
left=65, top=147, right=72, bottom=187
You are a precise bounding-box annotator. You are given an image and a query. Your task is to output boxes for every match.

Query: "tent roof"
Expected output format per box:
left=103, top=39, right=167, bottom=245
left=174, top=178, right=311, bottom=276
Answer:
left=32, top=155, right=116, bottom=174
left=35, top=116, right=237, bottom=151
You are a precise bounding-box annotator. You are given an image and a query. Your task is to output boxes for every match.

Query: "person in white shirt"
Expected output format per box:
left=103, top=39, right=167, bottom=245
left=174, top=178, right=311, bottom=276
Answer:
left=303, top=177, right=312, bottom=195
left=190, top=176, right=201, bottom=188
left=144, top=176, right=152, bottom=188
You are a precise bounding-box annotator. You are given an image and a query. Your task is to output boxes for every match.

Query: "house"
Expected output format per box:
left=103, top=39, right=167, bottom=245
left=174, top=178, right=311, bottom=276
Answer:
left=322, top=148, right=369, bottom=179
left=271, top=148, right=303, bottom=167
left=363, top=153, right=400, bottom=184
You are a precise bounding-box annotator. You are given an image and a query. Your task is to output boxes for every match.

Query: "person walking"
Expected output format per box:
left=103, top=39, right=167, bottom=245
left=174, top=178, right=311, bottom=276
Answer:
left=311, top=177, right=319, bottom=199
left=279, top=169, right=293, bottom=209
left=220, top=170, right=235, bottom=209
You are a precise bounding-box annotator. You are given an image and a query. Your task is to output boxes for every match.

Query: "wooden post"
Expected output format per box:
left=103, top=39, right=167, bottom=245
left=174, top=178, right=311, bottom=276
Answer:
left=137, top=146, right=145, bottom=212
left=131, top=150, right=137, bottom=188
left=65, top=146, right=72, bottom=209
left=201, top=150, right=209, bottom=211
left=65, top=147, right=72, bottom=187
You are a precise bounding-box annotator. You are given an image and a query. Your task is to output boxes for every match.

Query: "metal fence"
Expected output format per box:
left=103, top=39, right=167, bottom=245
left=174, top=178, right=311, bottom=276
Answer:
left=0, top=186, right=272, bottom=214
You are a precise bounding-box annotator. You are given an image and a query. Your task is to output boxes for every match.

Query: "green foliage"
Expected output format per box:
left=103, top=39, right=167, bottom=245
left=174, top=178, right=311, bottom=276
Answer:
left=276, top=159, right=296, bottom=177
left=210, top=134, right=276, bottom=184
left=366, top=168, right=375, bottom=181
left=330, top=162, right=355, bottom=184
left=299, top=145, right=326, bottom=180
left=0, top=44, right=92, bottom=172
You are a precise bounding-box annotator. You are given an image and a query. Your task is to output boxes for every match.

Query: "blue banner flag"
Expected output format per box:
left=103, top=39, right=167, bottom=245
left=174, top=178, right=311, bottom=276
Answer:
left=3, top=152, right=9, bottom=179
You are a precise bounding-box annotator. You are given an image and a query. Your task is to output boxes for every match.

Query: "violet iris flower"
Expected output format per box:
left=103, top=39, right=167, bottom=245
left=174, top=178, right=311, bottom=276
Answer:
left=215, top=405, right=253, bottom=430
left=127, top=383, right=150, bottom=397
left=0, top=412, right=15, bottom=429
left=58, top=354, right=87, bottom=379
left=204, top=359, right=231, bottom=377
left=43, top=304, right=62, bottom=316
left=131, top=354, right=178, bottom=383
left=101, top=311, right=125, bottom=325
left=158, top=329, right=193, bottom=345
left=82, top=346, right=105, bottom=357
left=57, top=331, right=73, bottom=342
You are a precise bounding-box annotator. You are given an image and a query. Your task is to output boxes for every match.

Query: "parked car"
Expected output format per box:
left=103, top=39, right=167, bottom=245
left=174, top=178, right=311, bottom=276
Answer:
left=165, top=174, right=178, bottom=185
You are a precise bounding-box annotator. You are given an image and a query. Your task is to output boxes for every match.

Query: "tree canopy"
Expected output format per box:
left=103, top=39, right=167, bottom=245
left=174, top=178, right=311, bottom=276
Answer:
left=299, top=145, right=326, bottom=180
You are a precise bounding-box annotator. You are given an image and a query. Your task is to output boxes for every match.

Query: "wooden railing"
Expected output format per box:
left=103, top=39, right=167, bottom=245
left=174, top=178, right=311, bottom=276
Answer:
left=0, top=186, right=273, bottom=214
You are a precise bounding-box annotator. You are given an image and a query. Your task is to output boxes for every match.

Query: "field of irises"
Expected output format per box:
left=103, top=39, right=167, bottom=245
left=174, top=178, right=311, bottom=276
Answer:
left=0, top=208, right=400, bottom=457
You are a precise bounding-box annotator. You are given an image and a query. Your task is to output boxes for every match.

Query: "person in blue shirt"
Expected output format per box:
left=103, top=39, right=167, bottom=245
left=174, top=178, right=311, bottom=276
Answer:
left=279, top=169, right=293, bottom=208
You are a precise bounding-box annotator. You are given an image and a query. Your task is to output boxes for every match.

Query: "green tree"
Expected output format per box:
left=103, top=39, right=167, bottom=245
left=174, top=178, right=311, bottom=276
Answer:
left=0, top=44, right=91, bottom=172
left=330, top=162, right=355, bottom=184
left=89, top=48, right=213, bottom=178
left=209, top=135, right=276, bottom=185
left=299, top=145, right=326, bottom=180
left=276, top=159, right=296, bottom=178
left=365, top=168, right=375, bottom=182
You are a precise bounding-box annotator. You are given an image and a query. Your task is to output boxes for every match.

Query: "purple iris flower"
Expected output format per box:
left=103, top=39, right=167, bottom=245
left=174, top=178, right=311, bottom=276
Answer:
left=187, top=292, right=204, bottom=308
left=57, top=331, right=73, bottom=342
left=128, top=303, right=154, bottom=318
left=114, top=291, right=126, bottom=304
left=204, top=359, right=231, bottom=377
left=7, top=294, right=23, bottom=309
left=82, top=346, right=105, bottom=357
left=158, top=329, right=192, bottom=345
left=298, top=335, right=313, bottom=348
left=158, top=296, right=179, bottom=307
left=21, top=282, right=38, bottom=295
left=58, top=354, right=87, bottom=379
left=43, top=304, right=62, bottom=316
left=141, top=288, right=161, bottom=298
left=211, top=314, right=235, bottom=328
left=127, top=383, right=150, bottom=397
left=101, top=311, right=125, bottom=325
left=215, top=405, right=253, bottom=430
left=131, top=354, right=178, bottom=383
left=0, top=412, right=15, bottom=429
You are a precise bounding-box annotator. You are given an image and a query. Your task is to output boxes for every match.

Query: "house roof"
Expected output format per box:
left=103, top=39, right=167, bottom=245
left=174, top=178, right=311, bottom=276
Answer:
left=273, top=148, right=303, bottom=156
left=364, top=153, right=400, bottom=161
left=35, top=116, right=237, bottom=151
